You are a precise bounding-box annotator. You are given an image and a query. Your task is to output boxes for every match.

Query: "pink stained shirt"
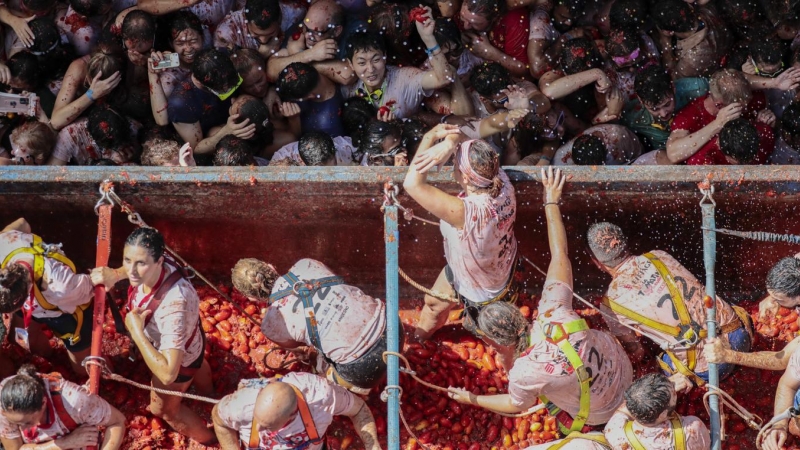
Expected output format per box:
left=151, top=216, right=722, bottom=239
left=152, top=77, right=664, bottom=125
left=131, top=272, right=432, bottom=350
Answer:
left=215, top=372, right=360, bottom=450
left=263, top=259, right=385, bottom=364
left=439, top=169, right=517, bottom=303
left=603, top=410, right=710, bottom=450
left=508, top=280, right=633, bottom=424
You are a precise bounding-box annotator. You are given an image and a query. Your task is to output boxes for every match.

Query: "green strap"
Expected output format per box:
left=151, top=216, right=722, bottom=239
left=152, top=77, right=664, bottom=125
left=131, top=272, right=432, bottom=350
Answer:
left=547, top=432, right=610, bottom=450
left=624, top=416, right=686, bottom=450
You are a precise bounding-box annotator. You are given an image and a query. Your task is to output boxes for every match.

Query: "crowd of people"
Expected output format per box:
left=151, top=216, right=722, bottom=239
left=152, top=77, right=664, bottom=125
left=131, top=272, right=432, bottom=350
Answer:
left=1, top=0, right=800, bottom=166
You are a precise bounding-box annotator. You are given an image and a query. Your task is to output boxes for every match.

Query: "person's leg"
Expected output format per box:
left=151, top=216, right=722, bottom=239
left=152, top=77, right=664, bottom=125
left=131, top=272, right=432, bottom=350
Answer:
left=68, top=347, right=90, bottom=377
left=415, top=267, right=458, bottom=341
left=12, top=315, right=53, bottom=357
left=150, top=376, right=216, bottom=444
left=191, top=359, right=214, bottom=396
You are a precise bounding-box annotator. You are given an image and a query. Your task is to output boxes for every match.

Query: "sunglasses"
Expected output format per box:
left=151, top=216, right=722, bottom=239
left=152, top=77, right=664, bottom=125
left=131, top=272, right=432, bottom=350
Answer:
left=368, top=143, right=405, bottom=160
left=206, top=75, right=244, bottom=101
left=302, top=22, right=336, bottom=39
left=491, top=96, right=509, bottom=106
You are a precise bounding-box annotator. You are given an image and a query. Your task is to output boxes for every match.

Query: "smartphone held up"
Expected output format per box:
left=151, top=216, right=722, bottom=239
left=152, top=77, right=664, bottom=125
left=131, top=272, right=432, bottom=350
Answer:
left=0, top=92, right=36, bottom=116
left=151, top=53, right=180, bottom=71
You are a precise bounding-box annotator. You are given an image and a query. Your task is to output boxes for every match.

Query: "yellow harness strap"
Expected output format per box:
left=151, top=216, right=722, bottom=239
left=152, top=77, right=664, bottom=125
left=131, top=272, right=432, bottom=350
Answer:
left=1, top=234, right=87, bottom=344
left=623, top=415, right=686, bottom=450
left=536, top=318, right=592, bottom=433
left=547, top=432, right=610, bottom=449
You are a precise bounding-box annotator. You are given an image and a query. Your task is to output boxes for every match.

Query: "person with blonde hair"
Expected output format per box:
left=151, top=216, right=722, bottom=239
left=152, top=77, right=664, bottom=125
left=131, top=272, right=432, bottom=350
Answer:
left=50, top=50, right=123, bottom=130
left=6, top=120, right=56, bottom=165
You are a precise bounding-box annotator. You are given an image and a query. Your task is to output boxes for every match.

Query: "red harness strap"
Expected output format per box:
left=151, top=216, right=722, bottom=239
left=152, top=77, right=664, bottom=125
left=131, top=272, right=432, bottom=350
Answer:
left=22, top=374, right=79, bottom=442
left=127, top=266, right=200, bottom=351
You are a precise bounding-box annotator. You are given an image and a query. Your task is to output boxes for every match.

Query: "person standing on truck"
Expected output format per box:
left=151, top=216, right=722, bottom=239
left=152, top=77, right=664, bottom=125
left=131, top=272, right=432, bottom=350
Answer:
left=448, top=168, right=633, bottom=441
left=403, top=125, right=520, bottom=371
left=0, top=364, right=126, bottom=450
left=603, top=373, right=710, bottom=449
left=231, top=257, right=388, bottom=395
left=587, top=221, right=753, bottom=388
left=0, top=218, right=95, bottom=376
left=212, top=372, right=380, bottom=450
left=90, top=227, right=215, bottom=444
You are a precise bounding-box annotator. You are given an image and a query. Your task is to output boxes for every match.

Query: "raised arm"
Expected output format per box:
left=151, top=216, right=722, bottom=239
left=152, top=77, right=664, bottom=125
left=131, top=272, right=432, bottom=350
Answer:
left=2, top=218, right=30, bottom=233
left=539, top=68, right=609, bottom=100
left=99, top=406, right=126, bottom=450
left=665, top=103, right=741, bottom=163
left=136, top=0, right=202, bottom=16
left=416, top=7, right=454, bottom=91
left=403, top=124, right=464, bottom=227
left=541, top=167, right=571, bottom=287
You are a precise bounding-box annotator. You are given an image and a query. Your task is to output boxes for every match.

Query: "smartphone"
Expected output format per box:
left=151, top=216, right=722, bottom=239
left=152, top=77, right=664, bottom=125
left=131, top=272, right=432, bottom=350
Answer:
left=151, top=53, right=180, bottom=71
left=0, top=92, right=36, bottom=116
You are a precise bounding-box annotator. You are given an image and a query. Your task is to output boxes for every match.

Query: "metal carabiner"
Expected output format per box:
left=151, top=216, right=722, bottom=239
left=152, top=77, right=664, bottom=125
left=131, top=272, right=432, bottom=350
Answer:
left=94, top=180, right=115, bottom=215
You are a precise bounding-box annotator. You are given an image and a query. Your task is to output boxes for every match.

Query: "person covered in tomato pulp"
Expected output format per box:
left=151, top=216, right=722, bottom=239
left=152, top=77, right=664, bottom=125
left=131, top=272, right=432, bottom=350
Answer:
left=403, top=126, right=520, bottom=371
left=603, top=373, right=710, bottom=450
left=447, top=168, right=633, bottom=441
left=90, top=227, right=215, bottom=444
left=0, top=364, right=126, bottom=450
left=587, top=221, right=753, bottom=387
left=231, top=257, right=388, bottom=395
left=0, top=218, right=96, bottom=376
left=211, top=372, right=380, bottom=450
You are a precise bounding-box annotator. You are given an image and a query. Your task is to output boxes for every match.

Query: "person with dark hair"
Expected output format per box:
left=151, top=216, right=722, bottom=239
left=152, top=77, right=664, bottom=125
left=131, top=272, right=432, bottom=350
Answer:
left=342, top=20, right=453, bottom=119
left=399, top=118, right=429, bottom=160
left=232, top=49, right=268, bottom=98
left=49, top=106, right=141, bottom=165
left=359, top=119, right=406, bottom=166
left=741, top=40, right=800, bottom=119
left=166, top=48, right=255, bottom=156
left=449, top=168, right=632, bottom=441
left=214, top=136, right=257, bottom=166
left=771, top=101, right=800, bottom=164
left=230, top=95, right=274, bottom=148
left=512, top=109, right=567, bottom=165
left=716, top=118, right=768, bottom=164
left=608, top=0, right=647, bottom=31
left=553, top=124, right=641, bottom=165
left=121, top=10, right=157, bottom=67
left=213, top=372, right=380, bottom=450
left=91, top=227, right=215, bottom=444
left=623, top=65, right=708, bottom=157
left=651, top=0, right=731, bottom=79
left=51, top=49, right=123, bottom=130
left=341, top=96, right=375, bottom=147
left=270, top=133, right=359, bottom=166
left=3, top=51, right=41, bottom=96
left=587, top=221, right=752, bottom=387
left=469, top=62, right=513, bottom=116
left=229, top=256, right=390, bottom=395
left=0, top=218, right=101, bottom=377
left=214, top=0, right=282, bottom=57
left=277, top=62, right=345, bottom=137
left=0, top=365, right=126, bottom=449
left=604, top=373, right=709, bottom=449
left=403, top=126, right=520, bottom=368
left=433, top=17, right=482, bottom=78
left=458, top=0, right=529, bottom=78
left=136, top=0, right=233, bottom=26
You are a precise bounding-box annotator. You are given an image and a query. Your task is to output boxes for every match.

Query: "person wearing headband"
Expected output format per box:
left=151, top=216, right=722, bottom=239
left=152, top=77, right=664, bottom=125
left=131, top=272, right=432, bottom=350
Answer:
left=403, top=125, right=519, bottom=371
left=447, top=168, right=633, bottom=440
left=166, top=48, right=256, bottom=157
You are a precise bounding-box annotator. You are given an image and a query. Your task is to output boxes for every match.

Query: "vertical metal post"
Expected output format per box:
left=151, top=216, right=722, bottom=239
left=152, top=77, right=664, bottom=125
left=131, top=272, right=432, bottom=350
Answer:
left=701, top=186, right=720, bottom=450
left=384, top=203, right=400, bottom=450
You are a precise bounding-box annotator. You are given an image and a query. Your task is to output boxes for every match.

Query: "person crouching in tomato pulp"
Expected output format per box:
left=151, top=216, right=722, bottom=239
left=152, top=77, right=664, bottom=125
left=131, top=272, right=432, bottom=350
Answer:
left=0, top=364, right=126, bottom=450
left=231, top=257, right=391, bottom=395
left=91, top=227, right=215, bottom=444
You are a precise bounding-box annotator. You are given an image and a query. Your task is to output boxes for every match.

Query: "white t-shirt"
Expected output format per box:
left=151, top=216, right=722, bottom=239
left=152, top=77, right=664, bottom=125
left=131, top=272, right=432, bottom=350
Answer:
left=604, top=411, right=710, bottom=450
left=128, top=264, right=204, bottom=367
left=554, top=125, right=642, bottom=166
left=215, top=372, right=359, bottom=450
left=601, top=250, right=737, bottom=374
left=523, top=433, right=607, bottom=450
left=0, top=375, right=112, bottom=442
left=270, top=136, right=360, bottom=166
left=341, top=66, right=433, bottom=119
left=186, top=0, right=233, bottom=27
left=440, top=170, right=517, bottom=303
left=52, top=117, right=141, bottom=165
left=528, top=9, right=560, bottom=42
left=508, top=280, right=633, bottom=425
left=631, top=150, right=660, bottom=166
left=0, top=231, right=93, bottom=319
left=263, top=259, right=385, bottom=364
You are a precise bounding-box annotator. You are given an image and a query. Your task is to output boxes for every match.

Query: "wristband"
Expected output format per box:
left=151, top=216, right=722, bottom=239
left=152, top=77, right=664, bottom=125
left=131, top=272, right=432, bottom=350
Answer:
left=425, top=44, right=440, bottom=56
left=544, top=202, right=559, bottom=207
left=441, top=113, right=454, bottom=124
left=85, top=89, right=95, bottom=102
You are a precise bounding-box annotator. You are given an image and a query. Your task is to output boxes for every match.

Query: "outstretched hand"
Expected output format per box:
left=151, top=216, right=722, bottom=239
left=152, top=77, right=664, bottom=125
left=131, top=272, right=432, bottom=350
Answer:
left=541, top=166, right=565, bottom=205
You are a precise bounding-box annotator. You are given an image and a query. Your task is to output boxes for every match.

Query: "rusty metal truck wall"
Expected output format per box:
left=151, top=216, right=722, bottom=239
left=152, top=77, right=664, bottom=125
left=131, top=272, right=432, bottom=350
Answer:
left=2, top=166, right=799, bottom=304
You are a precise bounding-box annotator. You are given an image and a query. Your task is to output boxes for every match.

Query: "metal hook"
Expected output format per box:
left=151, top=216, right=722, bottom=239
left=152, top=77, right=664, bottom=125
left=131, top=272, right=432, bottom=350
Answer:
left=699, top=183, right=716, bottom=206
left=94, top=180, right=116, bottom=215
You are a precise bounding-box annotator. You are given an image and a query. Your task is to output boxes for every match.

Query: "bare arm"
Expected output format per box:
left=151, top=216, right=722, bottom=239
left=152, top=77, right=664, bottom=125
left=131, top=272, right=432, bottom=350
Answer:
left=449, top=390, right=527, bottom=414
left=266, top=39, right=338, bottom=82
left=212, top=404, right=241, bottom=450
left=125, top=308, right=184, bottom=385
left=449, top=77, right=475, bottom=116
left=403, top=125, right=465, bottom=228
left=0, top=437, right=22, bottom=450
left=313, top=60, right=355, bottom=86
left=2, top=218, right=30, bottom=233
left=664, top=103, right=741, bottom=163
left=417, top=8, right=454, bottom=91
left=99, top=407, right=126, bottom=450
left=539, top=69, right=606, bottom=100
left=763, top=371, right=800, bottom=450
left=346, top=400, right=381, bottom=450
left=706, top=335, right=800, bottom=371
left=527, top=39, right=552, bottom=80
left=50, top=59, right=91, bottom=130
left=148, top=54, right=170, bottom=126
left=541, top=167, right=571, bottom=287
left=478, top=109, right=528, bottom=138
left=136, top=0, right=201, bottom=15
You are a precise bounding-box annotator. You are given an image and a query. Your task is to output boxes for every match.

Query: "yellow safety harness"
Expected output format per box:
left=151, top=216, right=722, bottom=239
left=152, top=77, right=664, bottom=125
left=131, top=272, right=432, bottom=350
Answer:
left=536, top=317, right=592, bottom=435
left=623, top=415, right=686, bottom=450
left=1, top=234, right=89, bottom=345
left=547, top=432, right=610, bottom=449
left=602, top=252, right=736, bottom=386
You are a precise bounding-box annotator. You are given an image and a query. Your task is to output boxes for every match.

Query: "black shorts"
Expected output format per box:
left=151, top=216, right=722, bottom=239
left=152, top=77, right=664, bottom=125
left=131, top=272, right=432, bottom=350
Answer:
left=444, top=265, right=520, bottom=338
left=25, top=302, right=94, bottom=353
left=174, top=328, right=206, bottom=384
left=333, top=324, right=404, bottom=390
